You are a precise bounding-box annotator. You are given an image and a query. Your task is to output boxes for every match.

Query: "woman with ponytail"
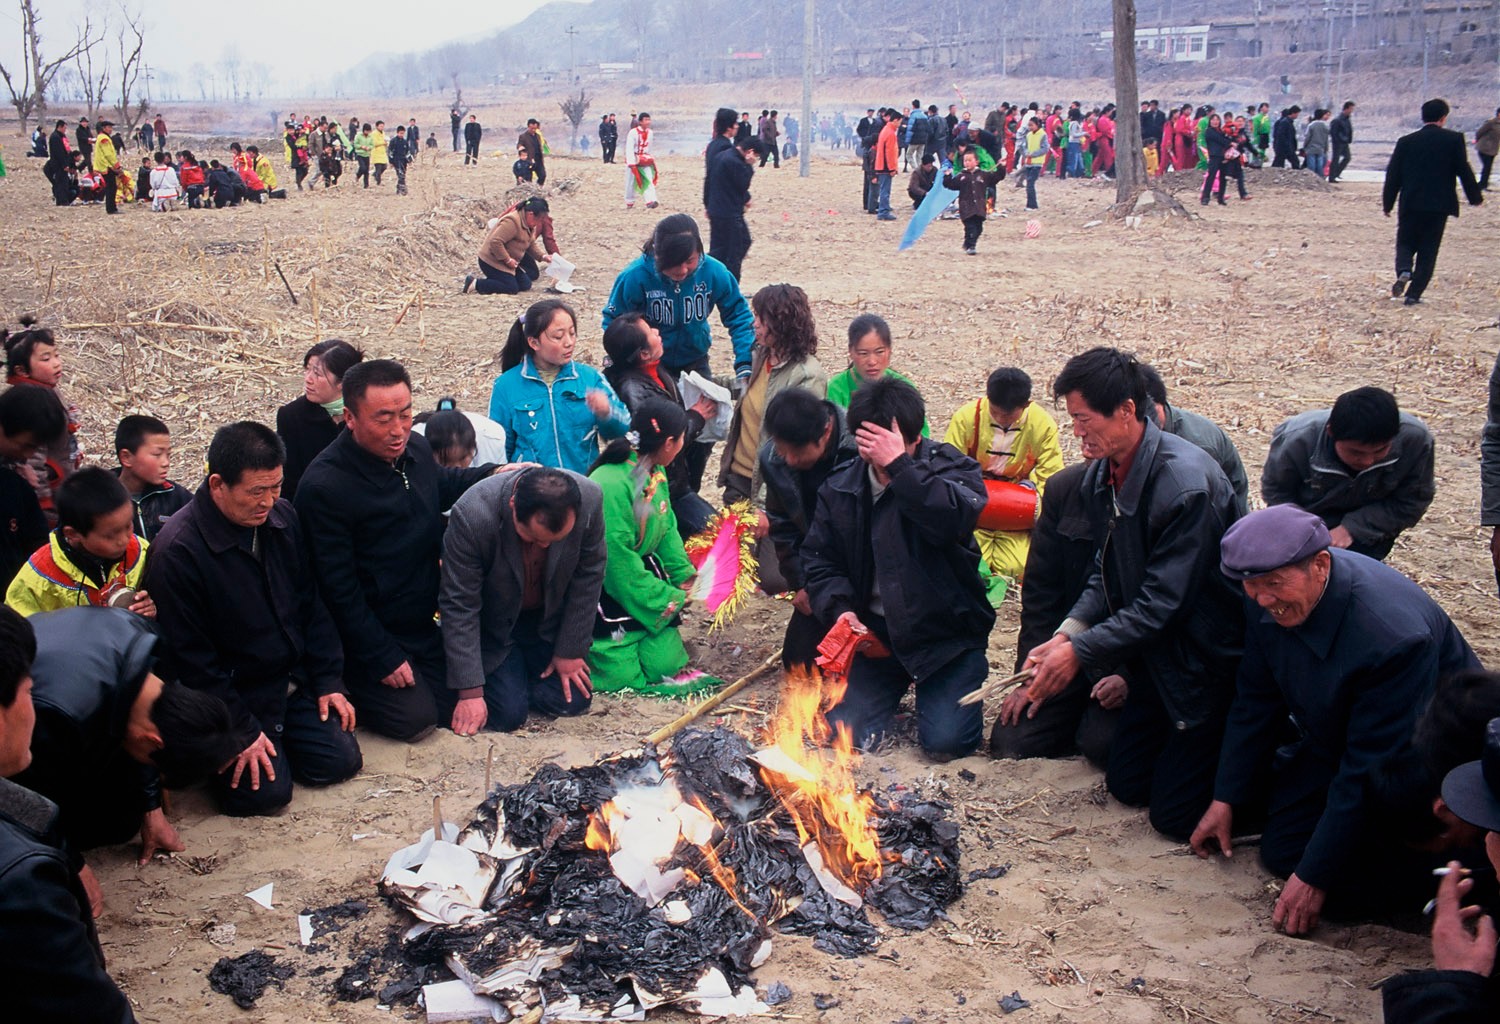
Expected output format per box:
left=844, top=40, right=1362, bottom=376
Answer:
left=586, top=399, right=719, bottom=697
left=602, top=312, right=718, bottom=535
left=488, top=299, right=629, bottom=473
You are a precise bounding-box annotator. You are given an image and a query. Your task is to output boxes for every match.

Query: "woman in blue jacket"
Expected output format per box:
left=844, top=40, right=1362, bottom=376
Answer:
left=488, top=300, right=630, bottom=474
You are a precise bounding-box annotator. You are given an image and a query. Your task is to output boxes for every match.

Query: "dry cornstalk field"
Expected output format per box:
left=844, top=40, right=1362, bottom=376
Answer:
left=0, top=88, right=1498, bottom=1022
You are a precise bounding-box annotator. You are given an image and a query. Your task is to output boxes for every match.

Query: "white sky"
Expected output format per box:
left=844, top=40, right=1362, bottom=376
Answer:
left=1, top=0, right=551, bottom=96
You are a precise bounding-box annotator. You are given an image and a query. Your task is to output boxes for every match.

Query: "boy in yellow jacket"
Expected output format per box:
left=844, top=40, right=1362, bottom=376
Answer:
left=943, top=367, right=1063, bottom=582
left=7, top=467, right=155, bottom=618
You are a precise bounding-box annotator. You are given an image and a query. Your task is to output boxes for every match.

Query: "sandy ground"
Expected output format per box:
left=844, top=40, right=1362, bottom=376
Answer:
left=3, top=94, right=1499, bottom=1022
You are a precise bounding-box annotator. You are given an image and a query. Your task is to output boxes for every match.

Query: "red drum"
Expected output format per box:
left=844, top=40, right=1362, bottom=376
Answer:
left=977, top=479, right=1037, bottom=532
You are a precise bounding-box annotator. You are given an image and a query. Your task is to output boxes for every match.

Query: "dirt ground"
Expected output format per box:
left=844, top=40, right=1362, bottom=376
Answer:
left=2, top=76, right=1499, bottom=1023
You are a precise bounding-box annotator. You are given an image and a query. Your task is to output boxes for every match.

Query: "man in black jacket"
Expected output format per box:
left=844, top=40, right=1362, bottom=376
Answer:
left=1382, top=719, right=1500, bottom=1024
left=389, top=125, right=411, bottom=196
left=803, top=379, right=994, bottom=759
left=761, top=390, right=861, bottom=671
left=706, top=137, right=762, bottom=281
left=703, top=107, right=739, bottom=210
left=463, top=114, right=482, bottom=165
left=990, top=462, right=1120, bottom=765
left=451, top=108, right=462, bottom=152
left=1024, top=348, right=1243, bottom=840
left=146, top=422, right=361, bottom=816
left=599, top=114, right=618, bottom=163
left=518, top=118, right=546, bottom=186
left=0, top=385, right=64, bottom=585
left=1328, top=101, right=1354, bottom=182
left=0, top=606, right=139, bottom=1023
left=296, top=362, right=496, bottom=742
left=1272, top=106, right=1301, bottom=168
left=1383, top=97, right=1484, bottom=306
left=45, top=119, right=72, bottom=205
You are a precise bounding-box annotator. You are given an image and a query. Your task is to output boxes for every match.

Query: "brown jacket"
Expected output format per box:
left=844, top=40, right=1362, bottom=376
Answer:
left=478, top=209, right=545, bottom=269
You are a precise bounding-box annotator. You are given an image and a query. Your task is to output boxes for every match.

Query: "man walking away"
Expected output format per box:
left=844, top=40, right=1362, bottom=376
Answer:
left=389, top=126, right=410, bottom=196
left=1383, top=98, right=1483, bottom=306
left=1329, top=101, right=1354, bottom=182
left=1476, top=107, right=1500, bottom=191
left=707, top=138, right=763, bottom=280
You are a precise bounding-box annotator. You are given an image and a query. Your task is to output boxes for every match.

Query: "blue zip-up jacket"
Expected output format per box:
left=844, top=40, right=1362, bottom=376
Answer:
left=601, top=252, right=756, bottom=377
left=488, top=356, right=630, bottom=474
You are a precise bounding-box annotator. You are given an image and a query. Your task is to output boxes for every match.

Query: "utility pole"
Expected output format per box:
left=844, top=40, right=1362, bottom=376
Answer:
left=565, top=25, right=578, bottom=84
left=800, top=0, right=813, bottom=177
left=1323, top=4, right=1336, bottom=110
left=1421, top=30, right=1430, bottom=98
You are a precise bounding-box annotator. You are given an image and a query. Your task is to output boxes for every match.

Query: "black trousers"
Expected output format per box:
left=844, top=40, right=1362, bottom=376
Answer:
left=50, top=165, right=74, bottom=206
left=1480, top=152, right=1494, bottom=190
left=532, top=159, right=547, bottom=186
left=214, top=686, right=363, bottom=817
left=453, top=127, right=461, bottom=152
left=356, top=155, right=370, bottom=186
left=1201, top=157, right=1229, bottom=201
left=346, top=624, right=446, bottom=742
left=708, top=214, right=752, bottom=280
left=15, top=749, right=147, bottom=853
left=393, top=161, right=407, bottom=195
left=760, top=143, right=779, bottom=168
left=989, top=670, right=1117, bottom=769
left=103, top=169, right=118, bottom=213
left=961, top=215, right=984, bottom=250
left=1272, top=148, right=1300, bottom=170
left=1329, top=143, right=1351, bottom=181
left=444, top=610, right=591, bottom=732
left=465, top=139, right=480, bottom=164
left=601, top=139, right=616, bottom=163
left=782, top=609, right=826, bottom=673
left=1395, top=210, right=1449, bottom=302
left=474, top=254, right=539, bottom=295
left=1104, top=671, right=1225, bottom=841
left=373, top=162, right=386, bottom=184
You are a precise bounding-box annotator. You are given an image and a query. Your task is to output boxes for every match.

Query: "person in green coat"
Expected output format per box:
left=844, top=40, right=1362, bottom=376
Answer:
left=587, top=399, right=720, bottom=697
left=824, top=313, right=929, bottom=437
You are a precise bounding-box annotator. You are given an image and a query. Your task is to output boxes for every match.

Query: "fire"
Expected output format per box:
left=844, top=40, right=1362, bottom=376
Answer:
left=584, top=801, right=617, bottom=854
left=758, top=668, right=884, bottom=892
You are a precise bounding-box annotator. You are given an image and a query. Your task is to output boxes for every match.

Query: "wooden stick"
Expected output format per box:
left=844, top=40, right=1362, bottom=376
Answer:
left=63, top=321, right=242, bottom=335
left=43, top=265, right=55, bottom=304
left=645, top=650, right=783, bottom=746
left=273, top=261, right=299, bottom=305
left=388, top=290, right=420, bottom=334
left=417, top=290, right=426, bottom=349
left=432, top=795, right=443, bottom=839
left=483, top=741, right=495, bottom=795
left=958, top=668, right=1034, bottom=706
left=311, top=272, right=320, bottom=343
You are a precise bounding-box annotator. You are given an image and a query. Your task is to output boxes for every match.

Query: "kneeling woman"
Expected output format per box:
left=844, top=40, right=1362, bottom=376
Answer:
left=587, top=399, right=719, bottom=697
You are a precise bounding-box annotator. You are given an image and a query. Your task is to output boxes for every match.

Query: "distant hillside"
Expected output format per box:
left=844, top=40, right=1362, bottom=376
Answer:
left=339, top=0, right=1496, bottom=98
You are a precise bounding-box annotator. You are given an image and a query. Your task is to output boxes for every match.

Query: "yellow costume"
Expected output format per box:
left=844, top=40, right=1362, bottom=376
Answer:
left=5, top=531, right=148, bottom=616
left=943, top=398, right=1063, bottom=580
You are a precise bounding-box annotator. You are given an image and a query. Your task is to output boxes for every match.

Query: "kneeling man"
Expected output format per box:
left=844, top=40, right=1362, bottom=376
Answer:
left=145, top=422, right=362, bottom=816
left=1192, top=504, right=1480, bottom=935
left=440, top=467, right=605, bottom=734
left=802, top=378, right=994, bottom=759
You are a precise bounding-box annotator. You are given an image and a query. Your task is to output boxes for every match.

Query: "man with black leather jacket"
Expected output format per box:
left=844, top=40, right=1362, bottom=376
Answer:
left=1023, top=347, right=1243, bottom=840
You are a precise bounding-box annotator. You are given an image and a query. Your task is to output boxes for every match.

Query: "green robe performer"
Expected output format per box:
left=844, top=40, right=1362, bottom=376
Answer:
left=587, top=400, right=720, bottom=696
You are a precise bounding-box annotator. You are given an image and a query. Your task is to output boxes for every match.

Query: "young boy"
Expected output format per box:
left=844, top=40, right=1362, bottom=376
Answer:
left=513, top=146, right=536, bottom=184
left=6, top=466, right=155, bottom=617
left=318, top=144, right=342, bottom=188
left=1143, top=139, right=1160, bottom=177
left=135, top=156, right=153, bottom=202
left=942, top=149, right=1005, bottom=255
left=114, top=415, right=190, bottom=541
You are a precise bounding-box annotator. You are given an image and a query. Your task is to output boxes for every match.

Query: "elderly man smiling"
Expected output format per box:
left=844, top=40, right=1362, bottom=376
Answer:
left=1191, top=504, right=1480, bottom=936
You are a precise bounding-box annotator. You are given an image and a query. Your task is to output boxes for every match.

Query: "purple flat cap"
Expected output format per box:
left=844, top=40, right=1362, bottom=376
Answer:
left=1220, top=504, right=1331, bottom=580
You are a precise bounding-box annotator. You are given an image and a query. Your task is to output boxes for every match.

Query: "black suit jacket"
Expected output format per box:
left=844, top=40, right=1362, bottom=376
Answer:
left=1382, top=123, right=1483, bottom=217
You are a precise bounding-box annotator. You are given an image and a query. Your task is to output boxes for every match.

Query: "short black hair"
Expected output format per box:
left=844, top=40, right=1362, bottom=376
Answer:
left=342, top=359, right=411, bottom=413
left=1138, top=363, right=1168, bottom=407
left=206, top=421, right=285, bottom=487
left=847, top=313, right=891, bottom=348
left=424, top=407, right=477, bottom=461
left=714, top=107, right=738, bottom=133
left=303, top=338, right=364, bottom=381
left=1421, top=98, right=1449, bottom=123
left=644, top=213, right=704, bottom=272
left=114, top=414, right=171, bottom=457
left=764, top=389, right=835, bottom=446
left=513, top=468, right=582, bottom=533
left=986, top=368, right=1033, bottom=412
left=149, top=680, right=242, bottom=788
left=1053, top=346, right=1147, bottom=421
left=736, top=137, right=765, bottom=156
left=56, top=466, right=130, bottom=535
left=1328, top=386, right=1400, bottom=443
left=0, top=605, right=35, bottom=707
left=847, top=377, right=925, bottom=444
left=0, top=384, right=67, bottom=443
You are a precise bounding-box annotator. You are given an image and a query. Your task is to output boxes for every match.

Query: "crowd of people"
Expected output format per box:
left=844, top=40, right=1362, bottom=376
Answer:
left=0, top=92, right=1497, bottom=1021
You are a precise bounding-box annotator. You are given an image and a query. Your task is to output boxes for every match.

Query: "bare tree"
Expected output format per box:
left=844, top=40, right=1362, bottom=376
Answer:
left=188, top=61, right=208, bottom=101
left=112, top=7, right=148, bottom=140
left=558, top=89, right=592, bottom=152
left=73, top=9, right=112, bottom=120
left=0, top=0, right=95, bottom=131
left=222, top=44, right=242, bottom=104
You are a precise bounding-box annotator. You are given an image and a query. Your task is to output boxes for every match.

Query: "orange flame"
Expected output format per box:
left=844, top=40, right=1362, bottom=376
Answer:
left=584, top=800, right=617, bottom=854
left=760, top=667, right=883, bottom=892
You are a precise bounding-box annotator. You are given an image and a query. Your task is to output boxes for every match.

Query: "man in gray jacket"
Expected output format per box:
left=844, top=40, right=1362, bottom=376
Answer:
left=1141, top=365, right=1249, bottom=516
left=1261, top=386, right=1435, bottom=561
left=438, top=467, right=606, bottom=735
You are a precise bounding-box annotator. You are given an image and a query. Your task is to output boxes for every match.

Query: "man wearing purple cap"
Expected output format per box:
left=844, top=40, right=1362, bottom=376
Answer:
left=1382, top=718, right=1500, bottom=1022
left=1192, top=504, right=1480, bottom=936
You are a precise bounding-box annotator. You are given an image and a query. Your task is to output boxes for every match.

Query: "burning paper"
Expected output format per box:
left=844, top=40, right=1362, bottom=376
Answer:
left=375, top=672, right=965, bottom=1021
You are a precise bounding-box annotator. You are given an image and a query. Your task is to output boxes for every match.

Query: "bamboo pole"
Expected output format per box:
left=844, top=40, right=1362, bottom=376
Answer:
left=958, top=668, right=1033, bottom=707
left=645, top=650, right=783, bottom=746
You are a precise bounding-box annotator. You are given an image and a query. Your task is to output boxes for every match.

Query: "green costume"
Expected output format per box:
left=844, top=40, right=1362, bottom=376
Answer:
left=825, top=366, right=930, bottom=437
left=587, top=454, right=718, bottom=696
left=1195, top=117, right=1209, bottom=170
